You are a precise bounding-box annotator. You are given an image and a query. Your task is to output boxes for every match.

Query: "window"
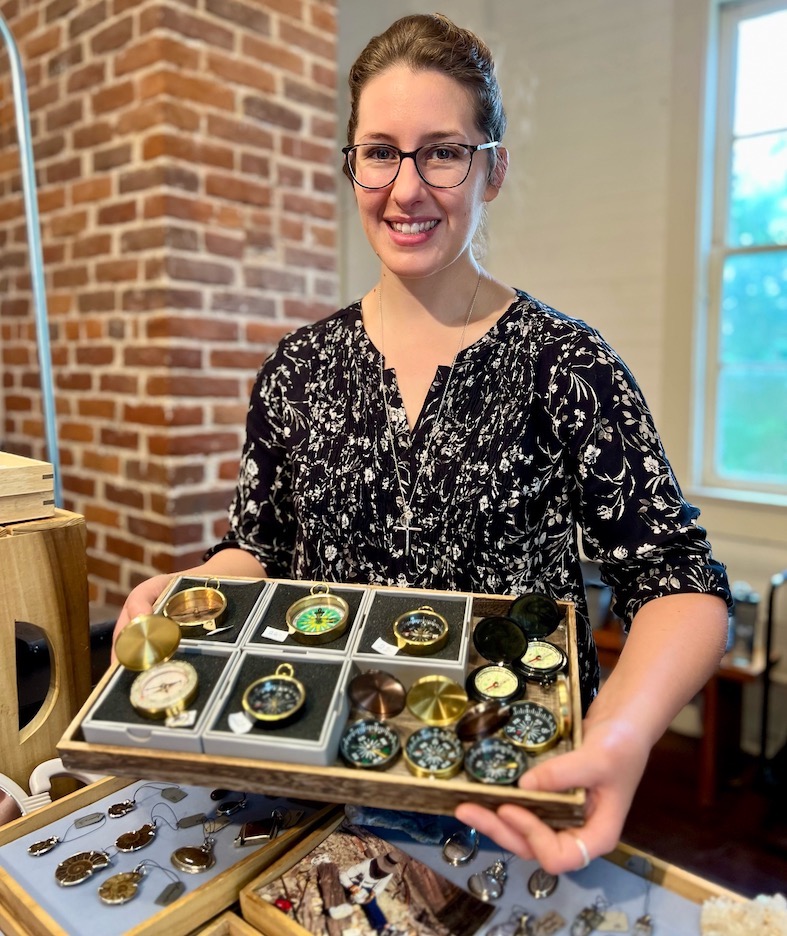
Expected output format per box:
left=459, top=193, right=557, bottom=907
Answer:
left=699, top=0, right=787, bottom=497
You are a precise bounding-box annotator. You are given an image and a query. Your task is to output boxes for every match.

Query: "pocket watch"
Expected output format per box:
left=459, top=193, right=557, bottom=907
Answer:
left=464, top=736, right=528, bottom=785
left=392, top=605, right=450, bottom=655
left=405, top=675, right=468, bottom=726
left=129, top=659, right=199, bottom=719
left=242, top=662, right=306, bottom=725
left=502, top=700, right=561, bottom=754
left=286, top=584, right=350, bottom=645
left=339, top=718, right=401, bottom=770
left=466, top=615, right=527, bottom=704
left=515, top=639, right=567, bottom=686
left=404, top=726, right=465, bottom=779
left=162, top=579, right=227, bottom=633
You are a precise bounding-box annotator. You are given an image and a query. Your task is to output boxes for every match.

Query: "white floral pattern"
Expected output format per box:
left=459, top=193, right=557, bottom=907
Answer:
left=208, top=292, right=730, bottom=709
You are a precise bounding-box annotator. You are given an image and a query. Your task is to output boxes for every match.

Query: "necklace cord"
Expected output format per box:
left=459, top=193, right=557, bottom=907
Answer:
left=378, top=270, right=482, bottom=556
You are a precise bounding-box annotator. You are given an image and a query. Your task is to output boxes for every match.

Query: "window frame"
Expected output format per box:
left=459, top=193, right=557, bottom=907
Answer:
left=695, top=0, right=787, bottom=502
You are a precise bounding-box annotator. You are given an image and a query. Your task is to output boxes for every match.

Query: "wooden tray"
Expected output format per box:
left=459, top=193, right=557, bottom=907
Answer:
left=0, top=777, right=338, bottom=936
left=58, top=591, right=585, bottom=826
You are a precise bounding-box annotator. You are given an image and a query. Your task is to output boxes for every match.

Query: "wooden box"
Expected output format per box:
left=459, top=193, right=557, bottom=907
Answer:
left=0, top=509, right=91, bottom=790
left=0, top=776, right=339, bottom=936
left=58, top=589, right=585, bottom=827
left=239, top=810, right=745, bottom=936
left=0, top=452, right=55, bottom=524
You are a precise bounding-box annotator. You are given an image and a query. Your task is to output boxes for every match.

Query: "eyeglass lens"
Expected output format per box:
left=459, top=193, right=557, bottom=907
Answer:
left=347, top=143, right=475, bottom=189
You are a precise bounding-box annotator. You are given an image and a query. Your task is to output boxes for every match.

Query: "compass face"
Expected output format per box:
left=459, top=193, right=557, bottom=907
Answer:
left=467, top=664, right=522, bottom=704
left=340, top=718, right=401, bottom=770
left=503, top=701, right=560, bottom=753
left=129, top=660, right=199, bottom=719
left=291, top=605, right=344, bottom=634
left=393, top=607, right=449, bottom=655
left=464, top=736, right=528, bottom=785
left=242, top=668, right=306, bottom=724
left=404, top=726, right=464, bottom=779
left=518, top=640, right=566, bottom=683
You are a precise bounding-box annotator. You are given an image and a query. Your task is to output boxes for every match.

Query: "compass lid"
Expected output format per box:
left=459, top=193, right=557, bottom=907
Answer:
left=472, top=615, right=528, bottom=664
left=114, top=614, right=182, bottom=671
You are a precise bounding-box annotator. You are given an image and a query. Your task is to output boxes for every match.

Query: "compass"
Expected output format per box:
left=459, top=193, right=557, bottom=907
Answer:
left=502, top=700, right=561, bottom=754
left=129, top=659, right=199, bottom=719
left=507, top=592, right=562, bottom=639
left=515, top=639, right=567, bottom=686
left=162, top=581, right=227, bottom=633
left=405, top=675, right=468, bottom=726
left=339, top=718, right=401, bottom=770
left=286, top=585, right=350, bottom=645
left=403, top=726, right=465, bottom=779
left=392, top=605, right=450, bottom=655
left=464, top=736, right=528, bottom=785
left=242, top=662, right=306, bottom=725
left=467, top=615, right=527, bottom=704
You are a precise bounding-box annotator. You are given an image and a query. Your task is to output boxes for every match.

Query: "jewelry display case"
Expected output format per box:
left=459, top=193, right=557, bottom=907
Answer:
left=58, top=580, right=586, bottom=826
left=0, top=776, right=338, bottom=936
left=239, top=809, right=745, bottom=936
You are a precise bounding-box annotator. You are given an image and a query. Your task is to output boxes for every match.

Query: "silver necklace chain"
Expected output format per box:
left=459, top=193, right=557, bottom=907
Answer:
left=378, top=270, right=482, bottom=557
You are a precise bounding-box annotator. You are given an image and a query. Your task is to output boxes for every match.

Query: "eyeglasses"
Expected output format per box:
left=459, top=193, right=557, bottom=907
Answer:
left=341, top=141, right=499, bottom=190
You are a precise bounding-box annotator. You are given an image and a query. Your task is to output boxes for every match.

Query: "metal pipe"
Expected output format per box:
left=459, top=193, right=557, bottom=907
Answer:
left=0, top=12, right=62, bottom=505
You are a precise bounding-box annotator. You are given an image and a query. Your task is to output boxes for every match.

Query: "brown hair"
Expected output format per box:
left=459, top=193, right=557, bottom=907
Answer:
left=345, top=13, right=506, bottom=179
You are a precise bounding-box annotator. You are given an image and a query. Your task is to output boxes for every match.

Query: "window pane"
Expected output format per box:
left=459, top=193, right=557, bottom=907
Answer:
left=728, top=132, right=787, bottom=247
left=720, top=251, right=787, bottom=363
left=734, top=9, right=787, bottom=136
left=716, top=368, right=787, bottom=481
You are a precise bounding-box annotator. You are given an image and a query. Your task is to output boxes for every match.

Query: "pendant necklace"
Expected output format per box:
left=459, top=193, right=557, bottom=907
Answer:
left=378, top=269, right=482, bottom=558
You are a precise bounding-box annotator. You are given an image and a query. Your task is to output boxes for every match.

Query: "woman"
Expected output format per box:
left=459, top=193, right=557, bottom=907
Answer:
left=115, top=13, right=730, bottom=874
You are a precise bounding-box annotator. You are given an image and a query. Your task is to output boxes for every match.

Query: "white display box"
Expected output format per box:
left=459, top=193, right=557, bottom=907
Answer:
left=80, top=645, right=236, bottom=753
left=242, top=579, right=372, bottom=656
left=201, top=648, right=353, bottom=767
left=351, top=586, right=472, bottom=687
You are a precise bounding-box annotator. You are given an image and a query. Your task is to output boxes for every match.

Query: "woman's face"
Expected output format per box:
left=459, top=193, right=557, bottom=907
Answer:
left=351, top=65, right=503, bottom=283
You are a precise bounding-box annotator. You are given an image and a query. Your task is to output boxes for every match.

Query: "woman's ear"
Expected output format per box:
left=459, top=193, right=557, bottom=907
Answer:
left=485, top=146, right=509, bottom=200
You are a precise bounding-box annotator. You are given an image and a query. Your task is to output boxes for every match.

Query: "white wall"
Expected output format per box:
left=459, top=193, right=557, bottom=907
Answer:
left=338, top=0, right=786, bottom=756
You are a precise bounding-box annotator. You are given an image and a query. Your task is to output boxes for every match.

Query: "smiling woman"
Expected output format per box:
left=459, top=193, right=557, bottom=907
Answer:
left=114, top=12, right=731, bottom=876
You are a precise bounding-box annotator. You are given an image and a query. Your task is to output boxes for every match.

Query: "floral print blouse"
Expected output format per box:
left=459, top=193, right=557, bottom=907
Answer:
left=208, top=291, right=730, bottom=709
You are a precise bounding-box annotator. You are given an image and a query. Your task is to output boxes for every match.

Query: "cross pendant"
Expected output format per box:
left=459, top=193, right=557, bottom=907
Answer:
left=394, top=515, right=422, bottom=557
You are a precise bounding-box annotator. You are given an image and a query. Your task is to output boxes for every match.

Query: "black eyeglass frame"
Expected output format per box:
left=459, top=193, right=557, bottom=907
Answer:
left=341, top=141, right=500, bottom=190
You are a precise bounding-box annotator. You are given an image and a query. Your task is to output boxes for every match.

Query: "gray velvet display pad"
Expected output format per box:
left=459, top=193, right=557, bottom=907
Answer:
left=355, top=588, right=470, bottom=659
left=80, top=647, right=233, bottom=753
left=246, top=581, right=368, bottom=652
left=0, top=781, right=320, bottom=936
left=162, top=577, right=268, bottom=646
left=383, top=827, right=704, bottom=935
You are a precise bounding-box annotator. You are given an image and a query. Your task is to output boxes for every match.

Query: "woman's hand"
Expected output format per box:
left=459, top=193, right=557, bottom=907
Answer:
left=455, top=714, right=650, bottom=874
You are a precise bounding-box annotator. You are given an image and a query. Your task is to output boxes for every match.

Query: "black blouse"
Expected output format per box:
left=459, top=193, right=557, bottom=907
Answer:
left=208, top=291, right=730, bottom=709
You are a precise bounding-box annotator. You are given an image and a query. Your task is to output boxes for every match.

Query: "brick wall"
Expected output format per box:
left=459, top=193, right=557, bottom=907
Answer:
left=0, top=0, right=338, bottom=612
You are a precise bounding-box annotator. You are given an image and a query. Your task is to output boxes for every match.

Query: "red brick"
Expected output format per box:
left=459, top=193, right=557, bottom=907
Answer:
left=123, top=347, right=202, bottom=368
left=145, top=375, right=240, bottom=397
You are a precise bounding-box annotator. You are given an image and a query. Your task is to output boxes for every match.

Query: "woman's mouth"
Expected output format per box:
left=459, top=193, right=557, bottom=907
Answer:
left=388, top=219, right=438, bottom=234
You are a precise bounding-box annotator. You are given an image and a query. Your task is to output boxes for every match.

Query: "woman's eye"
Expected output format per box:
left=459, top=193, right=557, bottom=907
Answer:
left=426, top=145, right=462, bottom=161
left=366, top=147, right=396, bottom=161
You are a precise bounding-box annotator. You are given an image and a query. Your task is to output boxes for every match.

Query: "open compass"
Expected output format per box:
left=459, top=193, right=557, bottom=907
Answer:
left=464, top=736, right=528, bottom=785
left=404, top=726, right=465, bottom=779
left=286, top=584, right=350, bottom=645
left=115, top=615, right=200, bottom=721
left=516, top=639, right=567, bottom=686
left=162, top=579, right=227, bottom=633
left=502, top=700, right=562, bottom=754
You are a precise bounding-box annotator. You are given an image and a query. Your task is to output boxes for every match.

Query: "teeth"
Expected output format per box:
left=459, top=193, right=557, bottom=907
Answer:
left=391, top=220, right=438, bottom=234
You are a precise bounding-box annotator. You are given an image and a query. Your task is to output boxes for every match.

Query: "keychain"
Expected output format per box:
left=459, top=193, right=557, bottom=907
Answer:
left=468, top=853, right=513, bottom=902
left=107, top=782, right=184, bottom=819
left=114, top=803, right=180, bottom=853
left=570, top=897, right=608, bottom=936
left=171, top=817, right=224, bottom=873
left=98, top=859, right=184, bottom=906
left=27, top=811, right=106, bottom=857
